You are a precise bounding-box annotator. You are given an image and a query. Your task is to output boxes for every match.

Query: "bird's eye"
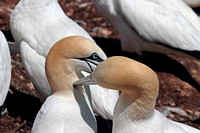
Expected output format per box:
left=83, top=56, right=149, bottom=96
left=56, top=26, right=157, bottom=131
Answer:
left=91, top=52, right=99, bottom=59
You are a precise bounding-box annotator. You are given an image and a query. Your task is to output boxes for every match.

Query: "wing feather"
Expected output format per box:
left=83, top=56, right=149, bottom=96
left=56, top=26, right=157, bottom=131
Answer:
left=116, top=0, right=200, bottom=50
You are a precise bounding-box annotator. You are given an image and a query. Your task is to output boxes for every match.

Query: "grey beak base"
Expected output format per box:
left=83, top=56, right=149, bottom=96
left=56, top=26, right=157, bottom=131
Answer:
left=73, top=75, right=97, bottom=87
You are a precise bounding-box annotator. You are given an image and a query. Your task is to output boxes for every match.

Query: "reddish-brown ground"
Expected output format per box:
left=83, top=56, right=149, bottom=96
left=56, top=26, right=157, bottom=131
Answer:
left=0, top=0, right=200, bottom=132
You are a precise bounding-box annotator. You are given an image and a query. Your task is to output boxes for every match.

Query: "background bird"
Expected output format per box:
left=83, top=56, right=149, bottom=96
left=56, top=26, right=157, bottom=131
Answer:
left=74, top=56, right=200, bottom=133
left=93, top=0, right=200, bottom=60
left=10, top=0, right=118, bottom=119
left=0, top=31, right=11, bottom=116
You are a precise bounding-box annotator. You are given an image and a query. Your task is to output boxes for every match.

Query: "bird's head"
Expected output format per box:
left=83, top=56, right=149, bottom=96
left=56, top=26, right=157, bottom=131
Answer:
left=45, top=36, right=106, bottom=92
left=74, top=56, right=159, bottom=99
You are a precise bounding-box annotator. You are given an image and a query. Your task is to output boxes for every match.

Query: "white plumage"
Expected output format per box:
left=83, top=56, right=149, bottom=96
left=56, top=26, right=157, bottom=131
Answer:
left=10, top=0, right=118, bottom=119
left=94, top=0, right=200, bottom=60
left=0, top=31, right=11, bottom=111
left=74, top=56, right=200, bottom=133
left=32, top=92, right=96, bottom=133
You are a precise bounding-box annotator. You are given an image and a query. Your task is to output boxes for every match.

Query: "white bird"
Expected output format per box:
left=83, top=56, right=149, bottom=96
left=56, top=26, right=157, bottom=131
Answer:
left=0, top=31, right=11, bottom=116
left=10, top=0, right=118, bottom=119
left=182, top=0, right=200, bottom=7
left=32, top=36, right=107, bottom=133
left=74, top=56, right=200, bottom=133
left=93, top=0, right=200, bottom=60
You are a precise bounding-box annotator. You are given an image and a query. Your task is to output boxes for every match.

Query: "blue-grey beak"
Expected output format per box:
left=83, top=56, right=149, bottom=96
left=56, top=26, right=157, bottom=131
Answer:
left=73, top=75, right=97, bottom=87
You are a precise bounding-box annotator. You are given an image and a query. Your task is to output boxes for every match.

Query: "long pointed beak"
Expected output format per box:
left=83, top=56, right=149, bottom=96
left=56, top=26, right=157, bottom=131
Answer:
left=73, top=75, right=97, bottom=87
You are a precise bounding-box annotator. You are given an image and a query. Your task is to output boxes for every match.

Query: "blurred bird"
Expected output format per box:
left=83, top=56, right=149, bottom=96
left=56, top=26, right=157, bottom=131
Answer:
left=0, top=31, right=11, bottom=116
left=10, top=0, right=118, bottom=119
left=74, top=56, right=200, bottom=133
left=182, top=0, right=200, bottom=8
left=93, top=0, right=200, bottom=60
left=32, top=36, right=107, bottom=133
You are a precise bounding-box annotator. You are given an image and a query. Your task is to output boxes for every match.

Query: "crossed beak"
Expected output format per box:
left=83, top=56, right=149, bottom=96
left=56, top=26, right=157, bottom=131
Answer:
left=73, top=75, right=97, bottom=87
left=74, top=53, right=104, bottom=86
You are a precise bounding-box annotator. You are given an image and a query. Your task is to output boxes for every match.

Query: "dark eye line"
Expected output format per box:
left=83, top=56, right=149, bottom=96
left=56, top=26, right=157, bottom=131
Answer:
left=85, top=60, right=93, bottom=72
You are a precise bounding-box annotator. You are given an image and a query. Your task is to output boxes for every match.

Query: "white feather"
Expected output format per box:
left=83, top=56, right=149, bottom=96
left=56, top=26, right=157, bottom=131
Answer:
left=32, top=92, right=96, bottom=133
left=0, top=31, right=11, bottom=106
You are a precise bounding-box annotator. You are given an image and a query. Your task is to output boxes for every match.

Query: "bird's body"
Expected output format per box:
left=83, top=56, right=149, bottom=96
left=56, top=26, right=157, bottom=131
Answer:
left=0, top=31, right=11, bottom=112
left=182, top=0, right=200, bottom=7
left=74, top=56, right=200, bottom=133
left=113, top=109, right=200, bottom=133
left=10, top=0, right=118, bottom=119
left=32, top=91, right=95, bottom=133
left=94, top=0, right=200, bottom=60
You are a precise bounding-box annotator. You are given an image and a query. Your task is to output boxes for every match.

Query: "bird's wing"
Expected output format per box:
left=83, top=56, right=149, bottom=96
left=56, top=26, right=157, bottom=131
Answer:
left=89, top=84, right=119, bottom=119
left=115, top=0, right=200, bottom=51
left=0, top=31, right=11, bottom=106
left=81, top=71, right=119, bottom=120
left=20, top=41, right=51, bottom=101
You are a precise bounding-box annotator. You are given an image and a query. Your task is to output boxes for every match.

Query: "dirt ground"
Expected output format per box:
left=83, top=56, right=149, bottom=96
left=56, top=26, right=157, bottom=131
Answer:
left=0, top=0, right=200, bottom=132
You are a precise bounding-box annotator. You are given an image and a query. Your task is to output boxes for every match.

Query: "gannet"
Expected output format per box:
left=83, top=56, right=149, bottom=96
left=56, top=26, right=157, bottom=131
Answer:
left=0, top=31, right=11, bottom=116
left=182, top=0, right=200, bottom=7
left=93, top=0, right=200, bottom=60
left=32, top=36, right=107, bottom=133
left=10, top=0, right=118, bottom=119
left=74, top=56, right=200, bottom=133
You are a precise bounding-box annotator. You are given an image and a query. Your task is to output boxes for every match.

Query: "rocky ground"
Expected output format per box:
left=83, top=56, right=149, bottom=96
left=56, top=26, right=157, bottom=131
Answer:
left=0, top=0, right=200, bottom=132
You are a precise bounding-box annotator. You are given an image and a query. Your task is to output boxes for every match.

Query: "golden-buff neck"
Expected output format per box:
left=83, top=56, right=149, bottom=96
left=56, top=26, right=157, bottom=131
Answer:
left=92, top=56, right=159, bottom=120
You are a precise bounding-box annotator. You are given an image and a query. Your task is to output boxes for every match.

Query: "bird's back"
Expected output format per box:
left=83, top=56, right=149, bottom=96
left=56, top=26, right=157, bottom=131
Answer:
left=10, top=0, right=94, bottom=56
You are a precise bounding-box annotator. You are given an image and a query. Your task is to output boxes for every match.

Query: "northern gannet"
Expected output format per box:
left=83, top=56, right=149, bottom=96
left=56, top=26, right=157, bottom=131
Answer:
left=0, top=31, right=11, bottom=116
left=32, top=36, right=106, bottom=133
left=74, top=56, right=200, bottom=133
left=182, top=0, right=200, bottom=7
left=93, top=0, right=200, bottom=60
left=10, top=0, right=118, bottom=119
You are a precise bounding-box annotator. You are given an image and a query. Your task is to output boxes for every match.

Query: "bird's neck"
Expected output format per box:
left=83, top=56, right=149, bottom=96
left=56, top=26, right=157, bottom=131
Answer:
left=113, top=89, right=157, bottom=131
left=46, top=58, right=97, bottom=132
left=46, top=58, right=78, bottom=94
